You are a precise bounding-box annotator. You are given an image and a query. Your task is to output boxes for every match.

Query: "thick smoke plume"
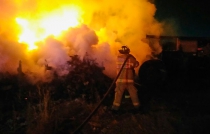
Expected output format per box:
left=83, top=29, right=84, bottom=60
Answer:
left=0, top=0, right=163, bottom=83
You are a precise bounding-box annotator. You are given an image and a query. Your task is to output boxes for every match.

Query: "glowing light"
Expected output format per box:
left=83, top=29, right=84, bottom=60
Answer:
left=16, top=18, right=38, bottom=50
left=16, top=5, right=83, bottom=50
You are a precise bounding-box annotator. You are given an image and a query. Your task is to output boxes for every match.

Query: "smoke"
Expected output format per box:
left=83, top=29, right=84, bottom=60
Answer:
left=0, top=0, right=164, bottom=83
left=160, top=18, right=181, bottom=36
left=63, top=25, right=99, bottom=59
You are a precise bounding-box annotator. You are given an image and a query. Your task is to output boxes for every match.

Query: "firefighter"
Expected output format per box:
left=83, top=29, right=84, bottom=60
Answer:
left=111, top=46, right=140, bottom=113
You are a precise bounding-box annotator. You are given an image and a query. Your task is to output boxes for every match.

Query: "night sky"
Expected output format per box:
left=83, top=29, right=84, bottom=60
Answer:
left=154, top=0, right=210, bottom=37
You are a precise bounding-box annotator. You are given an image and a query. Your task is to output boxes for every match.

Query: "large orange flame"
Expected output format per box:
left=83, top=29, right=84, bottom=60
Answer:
left=16, top=5, right=83, bottom=50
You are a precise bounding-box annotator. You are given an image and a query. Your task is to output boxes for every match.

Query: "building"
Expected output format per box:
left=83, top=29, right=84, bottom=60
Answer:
left=144, top=35, right=210, bottom=79
left=146, top=35, right=210, bottom=57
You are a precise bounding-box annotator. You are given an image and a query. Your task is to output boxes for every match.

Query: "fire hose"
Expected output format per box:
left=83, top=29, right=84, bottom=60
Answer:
left=72, top=54, right=132, bottom=134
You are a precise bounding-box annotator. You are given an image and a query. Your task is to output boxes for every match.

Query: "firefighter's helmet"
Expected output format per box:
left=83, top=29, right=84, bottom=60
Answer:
left=119, top=46, right=130, bottom=54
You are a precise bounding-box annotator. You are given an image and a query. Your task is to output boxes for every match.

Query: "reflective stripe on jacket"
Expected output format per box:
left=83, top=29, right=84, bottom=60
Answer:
left=116, top=54, right=137, bottom=83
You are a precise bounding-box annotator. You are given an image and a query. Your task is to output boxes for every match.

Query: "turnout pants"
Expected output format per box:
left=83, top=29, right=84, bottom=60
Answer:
left=112, top=82, right=140, bottom=110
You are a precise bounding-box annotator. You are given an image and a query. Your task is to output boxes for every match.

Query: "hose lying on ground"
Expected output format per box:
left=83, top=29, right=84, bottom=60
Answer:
left=72, top=55, right=132, bottom=134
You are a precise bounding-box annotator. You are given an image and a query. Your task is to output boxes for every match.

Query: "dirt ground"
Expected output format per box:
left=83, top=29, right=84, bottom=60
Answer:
left=66, top=72, right=210, bottom=134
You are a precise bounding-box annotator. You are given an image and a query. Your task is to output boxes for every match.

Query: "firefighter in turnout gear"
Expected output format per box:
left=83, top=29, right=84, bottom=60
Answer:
left=111, top=46, right=140, bottom=112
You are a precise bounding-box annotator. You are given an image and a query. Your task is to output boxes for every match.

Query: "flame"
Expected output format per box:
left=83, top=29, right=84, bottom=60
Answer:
left=16, top=5, right=83, bottom=50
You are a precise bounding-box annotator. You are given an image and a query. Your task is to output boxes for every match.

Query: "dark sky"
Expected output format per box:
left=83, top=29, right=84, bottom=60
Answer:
left=154, top=0, right=210, bottom=37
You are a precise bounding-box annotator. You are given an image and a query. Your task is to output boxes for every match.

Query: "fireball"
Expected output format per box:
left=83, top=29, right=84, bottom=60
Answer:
left=16, top=5, right=83, bottom=50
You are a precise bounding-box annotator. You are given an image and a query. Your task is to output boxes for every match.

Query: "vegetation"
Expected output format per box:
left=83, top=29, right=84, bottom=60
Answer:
left=1, top=55, right=210, bottom=134
left=0, top=55, right=112, bottom=134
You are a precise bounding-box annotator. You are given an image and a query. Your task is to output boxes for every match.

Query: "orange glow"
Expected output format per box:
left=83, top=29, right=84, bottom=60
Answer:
left=16, top=5, right=83, bottom=50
